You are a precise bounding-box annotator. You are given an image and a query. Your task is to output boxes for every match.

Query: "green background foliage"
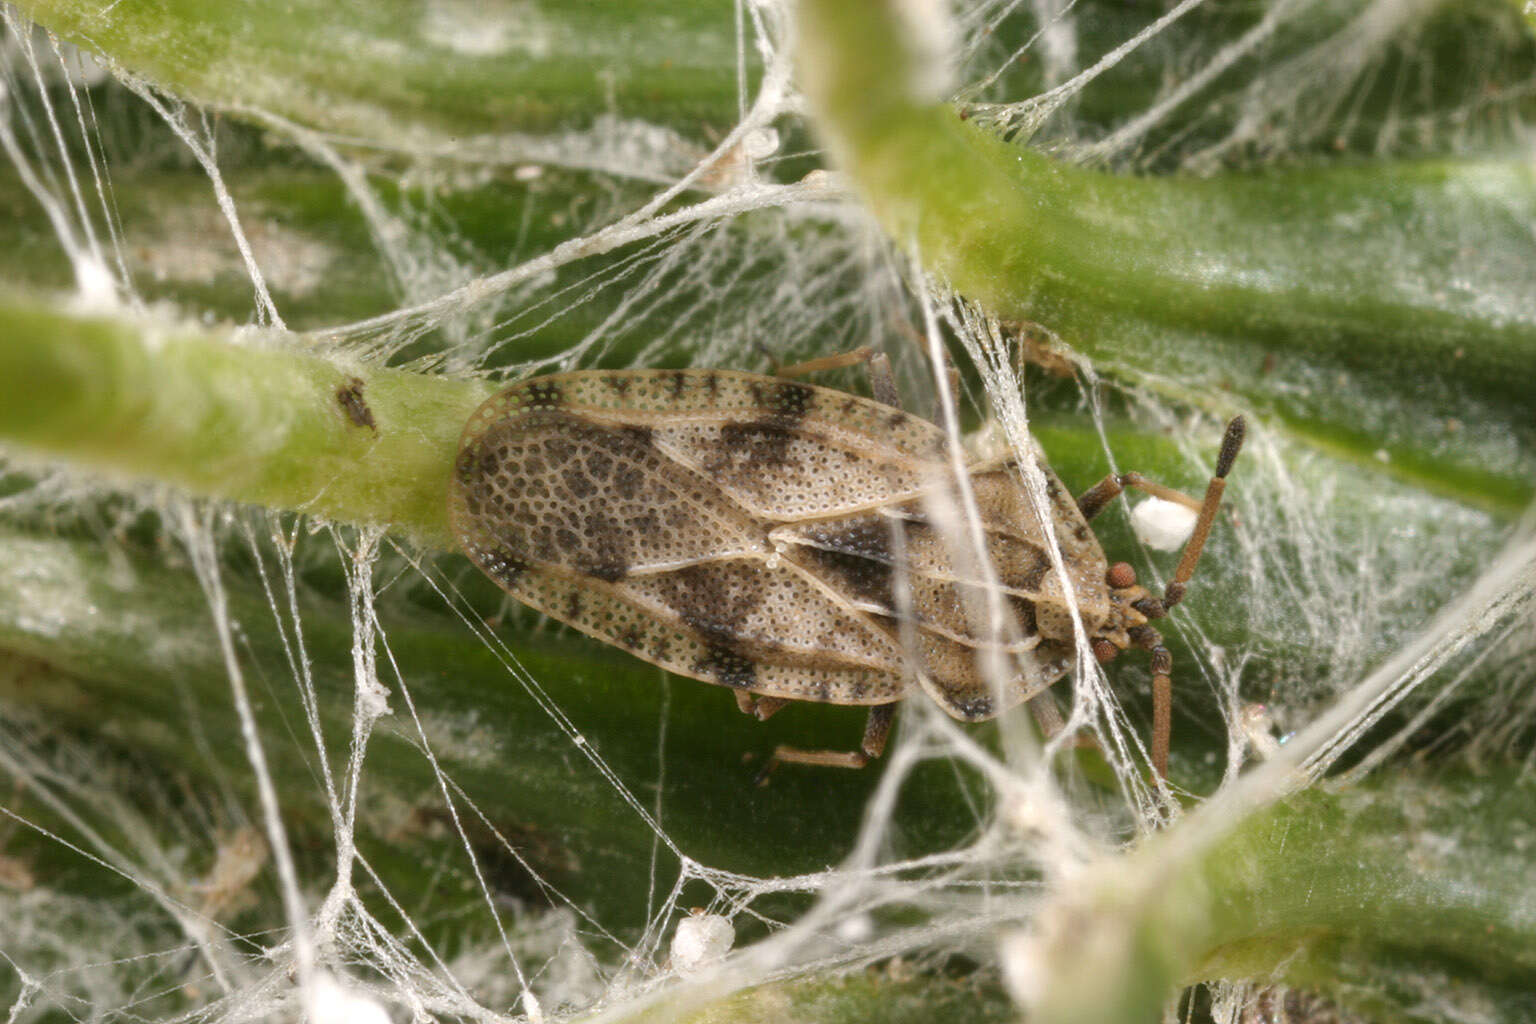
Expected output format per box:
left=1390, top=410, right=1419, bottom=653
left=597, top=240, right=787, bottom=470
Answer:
left=0, top=1, right=1533, bottom=1021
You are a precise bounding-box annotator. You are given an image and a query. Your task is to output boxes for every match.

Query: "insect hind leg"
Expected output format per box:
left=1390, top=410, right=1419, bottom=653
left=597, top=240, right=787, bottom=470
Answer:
left=754, top=703, right=897, bottom=785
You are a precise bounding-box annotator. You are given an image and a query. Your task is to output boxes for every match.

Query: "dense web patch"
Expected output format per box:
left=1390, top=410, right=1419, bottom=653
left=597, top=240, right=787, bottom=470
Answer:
left=0, top=3, right=1532, bottom=1024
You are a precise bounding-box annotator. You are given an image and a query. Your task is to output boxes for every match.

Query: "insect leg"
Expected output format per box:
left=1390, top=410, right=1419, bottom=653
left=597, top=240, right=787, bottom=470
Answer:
left=1026, top=690, right=1068, bottom=739
left=1128, top=625, right=1174, bottom=779
left=1151, top=646, right=1173, bottom=780
left=1074, top=418, right=1245, bottom=610
left=754, top=703, right=898, bottom=784
left=1163, top=416, right=1246, bottom=609
left=733, top=691, right=790, bottom=721
left=774, top=347, right=905, bottom=410
left=774, top=346, right=875, bottom=379
left=1075, top=471, right=1202, bottom=521
left=927, top=348, right=962, bottom=425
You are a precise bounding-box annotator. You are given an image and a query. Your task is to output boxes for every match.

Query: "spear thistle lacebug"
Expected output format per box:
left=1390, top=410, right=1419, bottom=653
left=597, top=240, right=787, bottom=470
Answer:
left=448, top=352, right=1244, bottom=779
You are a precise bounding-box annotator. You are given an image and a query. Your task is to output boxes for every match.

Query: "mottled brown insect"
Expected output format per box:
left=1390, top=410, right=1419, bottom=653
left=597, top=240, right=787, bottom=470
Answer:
left=448, top=359, right=1243, bottom=778
left=337, top=377, right=376, bottom=432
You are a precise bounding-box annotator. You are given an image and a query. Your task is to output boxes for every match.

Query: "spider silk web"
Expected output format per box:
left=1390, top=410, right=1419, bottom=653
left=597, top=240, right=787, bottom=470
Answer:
left=1, top=1, right=1533, bottom=1022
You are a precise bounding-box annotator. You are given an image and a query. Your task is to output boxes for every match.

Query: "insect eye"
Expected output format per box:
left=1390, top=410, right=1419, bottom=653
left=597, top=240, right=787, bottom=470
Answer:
left=1091, top=638, right=1119, bottom=663
left=1106, top=562, right=1136, bottom=589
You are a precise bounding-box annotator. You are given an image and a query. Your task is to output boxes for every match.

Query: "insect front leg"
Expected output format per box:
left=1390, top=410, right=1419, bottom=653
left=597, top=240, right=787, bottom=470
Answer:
left=1074, top=471, right=1201, bottom=521
left=1075, top=417, right=1246, bottom=609
left=754, top=703, right=898, bottom=785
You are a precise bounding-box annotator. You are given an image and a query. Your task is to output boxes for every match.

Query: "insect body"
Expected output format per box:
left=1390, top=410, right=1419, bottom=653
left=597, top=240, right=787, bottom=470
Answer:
left=336, top=376, right=377, bottom=432
left=449, top=366, right=1243, bottom=777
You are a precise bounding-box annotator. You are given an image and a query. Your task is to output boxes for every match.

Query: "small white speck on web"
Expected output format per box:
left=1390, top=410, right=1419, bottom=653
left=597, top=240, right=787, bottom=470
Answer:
left=836, top=913, right=873, bottom=943
left=358, top=677, right=393, bottom=721
left=521, top=988, right=544, bottom=1024
left=1130, top=497, right=1198, bottom=551
left=671, top=913, right=734, bottom=975
left=741, top=127, right=780, bottom=161
left=1240, top=703, right=1282, bottom=761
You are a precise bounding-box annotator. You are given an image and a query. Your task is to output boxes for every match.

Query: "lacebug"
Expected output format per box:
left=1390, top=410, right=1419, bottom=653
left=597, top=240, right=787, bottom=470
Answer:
left=448, top=352, right=1244, bottom=779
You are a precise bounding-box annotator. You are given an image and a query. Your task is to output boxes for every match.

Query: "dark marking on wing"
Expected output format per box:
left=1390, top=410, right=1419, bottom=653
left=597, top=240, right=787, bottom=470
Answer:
left=942, top=693, right=995, bottom=720
left=481, top=548, right=529, bottom=588
left=716, top=419, right=798, bottom=468
left=697, top=643, right=757, bottom=690
left=659, top=563, right=764, bottom=644
left=706, top=380, right=817, bottom=471
left=457, top=412, right=683, bottom=582
left=575, top=510, right=629, bottom=581
left=526, top=380, right=563, bottom=407
left=1007, top=594, right=1038, bottom=635
left=770, top=380, right=815, bottom=420
left=792, top=517, right=899, bottom=613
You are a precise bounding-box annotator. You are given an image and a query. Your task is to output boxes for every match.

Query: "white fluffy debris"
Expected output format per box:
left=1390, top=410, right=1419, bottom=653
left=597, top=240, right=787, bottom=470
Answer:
left=1130, top=497, right=1198, bottom=551
left=671, top=912, right=734, bottom=975
left=309, top=974, right=391, bottom=1024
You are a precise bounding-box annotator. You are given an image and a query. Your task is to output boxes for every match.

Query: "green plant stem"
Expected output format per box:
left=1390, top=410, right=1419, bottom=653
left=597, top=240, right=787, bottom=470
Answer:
left=14, top=0, right=746, bottom=141
left=0, top=295, right=492, bottom=547
left=797, top=0, right=1536, bottom=516
left=614, top=972, right=1015, bottom=1024
left=1027, top=778, right=1536, bottom=1024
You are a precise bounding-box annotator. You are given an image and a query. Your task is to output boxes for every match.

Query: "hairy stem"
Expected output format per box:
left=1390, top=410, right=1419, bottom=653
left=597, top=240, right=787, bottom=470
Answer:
left=1026, top=779, right=1536, bottom=1023
left=797, top=0, right=1536, bottom=515
left=0, top=296, right=492, bottom=547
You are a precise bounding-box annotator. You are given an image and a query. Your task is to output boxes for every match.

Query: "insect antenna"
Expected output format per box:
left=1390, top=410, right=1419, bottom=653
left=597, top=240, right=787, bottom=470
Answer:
left=1163, top=416, right=1246, bottom=610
